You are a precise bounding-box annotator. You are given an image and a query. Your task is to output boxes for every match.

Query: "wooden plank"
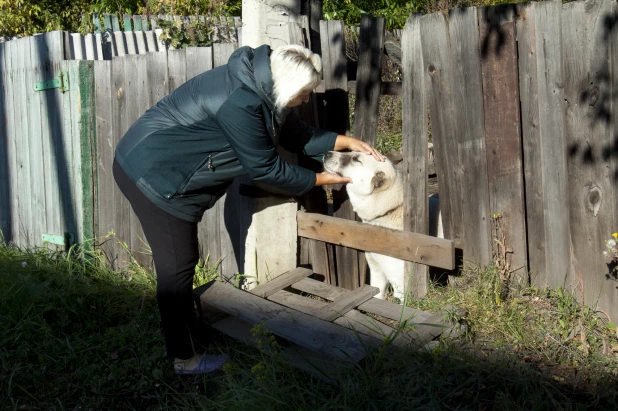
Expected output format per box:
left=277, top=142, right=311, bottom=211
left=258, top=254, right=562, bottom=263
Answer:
left=123, top=54, right=149, bottom=266
left=113, top=32, right=126, bottom=56
left=134, top=31, right=147, bottom=54
left=479, top=5, right=528, bottom=280
left=193, top=45, right=216, bottom=267
left=353, top=15, right=384, bottom=148
left=420, top=12, right=462, bottom=252
left=154, top=29, right=165, bottom=52
left=210, top=315, right=353, bottom=383
left=11, top=37, right=34, bottom=245
left=3, top=40, right=19, bottom=243
left=297, top=211, right=455, bottom=270
left=312, top=284, right=379, bottom=321
left=611, top=0, right=618, bottom=320
left=315, top=80, right=402, bottom=95
left=289, top=277, right=445, bottom=343
left=26, top=36, right=47, bottom=246
left=66, top=60, right=85, bottom=246
left=84, top=33, right=97, bottom=60
left=353, top=15, right=385, bottom=287
left=111, top=14, right=120, bottom=32
left=133, top=15, right=143, bottom=31
left=250, top=267, right=313, bottom=297
left=268, top=290, right=402, bottom=344
left=70, top=33, right=86, bottom=60
left=448, top=8, right=492, bottom=266
left=146, top=51, right=168, bottom=106
left=196, top=280, right=374, bottom=361
left=517, top=0, right=571, bottom=288
left=32, top=32, right=65, bottom=247
left=320, top=20, right=359, bottom=290
left=144, top=31, right=158, bottom=53
left=124, top=32, right=138, bottom=55
left=401, top=14, right=429, bottom=297
left=167, top=49, right=186, bottom=92
left=94, top=60, right=116, bottom=264
left=212, top=43, right=238, bottom=280
left=562, top=0, right=615, bottom=310
left=0, top=41, right=9, bottom=241
left=291, top=277, right=432, bottom=323
left=111, top=56, right=131, bottom=270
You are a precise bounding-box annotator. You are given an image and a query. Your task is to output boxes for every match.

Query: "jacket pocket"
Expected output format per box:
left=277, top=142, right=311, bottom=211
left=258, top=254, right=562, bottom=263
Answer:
left=174, top=150, right=241, bottom=197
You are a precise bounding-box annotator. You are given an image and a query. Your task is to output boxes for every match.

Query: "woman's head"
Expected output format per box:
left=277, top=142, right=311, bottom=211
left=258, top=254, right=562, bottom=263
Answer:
left=270, top=45, right=322, bottom=110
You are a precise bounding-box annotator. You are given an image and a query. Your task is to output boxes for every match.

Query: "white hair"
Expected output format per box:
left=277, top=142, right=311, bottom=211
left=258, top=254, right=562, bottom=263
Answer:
left=270, top=45, right=322, bottom=111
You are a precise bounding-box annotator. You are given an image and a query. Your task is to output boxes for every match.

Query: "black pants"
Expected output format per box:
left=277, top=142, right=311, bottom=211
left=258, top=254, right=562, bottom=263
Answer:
left=113, top=159, right=200, bottom=360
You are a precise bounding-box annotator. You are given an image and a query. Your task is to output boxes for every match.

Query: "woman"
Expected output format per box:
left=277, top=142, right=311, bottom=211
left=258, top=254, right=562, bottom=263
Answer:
left=113, top=44, right=384, bottom=374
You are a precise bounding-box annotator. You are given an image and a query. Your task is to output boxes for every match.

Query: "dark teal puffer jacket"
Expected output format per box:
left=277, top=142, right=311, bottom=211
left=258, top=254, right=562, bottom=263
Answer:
left=114, top=45, right=337, bottom=222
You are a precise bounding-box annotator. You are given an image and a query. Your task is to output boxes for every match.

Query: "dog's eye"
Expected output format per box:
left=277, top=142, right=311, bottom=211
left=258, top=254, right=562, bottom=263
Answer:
left=353, top=156, right=361, bottom=163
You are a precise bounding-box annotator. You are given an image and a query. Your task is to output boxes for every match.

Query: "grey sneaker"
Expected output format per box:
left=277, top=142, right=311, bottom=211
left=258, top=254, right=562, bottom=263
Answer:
left=175, top=354, right=229, bottom=375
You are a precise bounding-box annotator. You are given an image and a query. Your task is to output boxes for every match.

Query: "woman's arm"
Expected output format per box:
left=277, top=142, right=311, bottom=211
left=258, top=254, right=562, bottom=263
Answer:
left=333, top=135, right=385, bottom=162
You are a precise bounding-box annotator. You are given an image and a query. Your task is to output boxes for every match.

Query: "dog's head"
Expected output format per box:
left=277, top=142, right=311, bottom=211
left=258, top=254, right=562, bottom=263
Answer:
left=323, top=151, right=400, bottom=197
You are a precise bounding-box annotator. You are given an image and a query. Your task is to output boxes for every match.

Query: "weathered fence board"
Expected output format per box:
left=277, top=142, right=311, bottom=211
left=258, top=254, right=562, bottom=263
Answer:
left=420, top=13, right=462, bottom=252
left=26, top=36, right=47, bottom=245
left=479, top=5, right=527, bottom=279
left=297, top=211, right=455, bottom=270
left=35, top=32, right=66, bottom=247
left=353, top=15, right=385, bottom=287
left=0, top=41, right=9, bottom=241
left=421, top=9, right=492, bottom=267
left=562, top=0, right=617, bottom=307
left=450, top=8, right=492, bottom=266
left=402, top=14, right=429, bottom=296
left=110, top=56, right=132, bottom=269
left=320, top=20, right=360, bottom=290
left=94, top=60, right=116, bottom=264
left=124, top=55, right=150, bottom=266
left=211, top=43, right=238, bottom=279
left=517, top=0, right=571, bottom=288
left=13, top=37, right=35, bottom=245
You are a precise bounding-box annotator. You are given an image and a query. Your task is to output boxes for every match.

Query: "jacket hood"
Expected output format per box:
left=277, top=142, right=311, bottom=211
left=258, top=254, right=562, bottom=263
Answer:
left=227, top=45, right=289, bottom=124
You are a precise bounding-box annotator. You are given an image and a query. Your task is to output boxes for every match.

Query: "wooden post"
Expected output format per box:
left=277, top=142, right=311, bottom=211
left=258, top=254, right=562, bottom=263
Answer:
left=239, top=0, right=303, bottom=289
left=402, top=14, right=429, bottom=297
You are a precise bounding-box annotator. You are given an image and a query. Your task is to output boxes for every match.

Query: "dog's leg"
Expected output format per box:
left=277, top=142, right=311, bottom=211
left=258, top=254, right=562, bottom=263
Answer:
left=366, top=253, right=388, bottom=299
left=382, top=257, right=406, bottom=303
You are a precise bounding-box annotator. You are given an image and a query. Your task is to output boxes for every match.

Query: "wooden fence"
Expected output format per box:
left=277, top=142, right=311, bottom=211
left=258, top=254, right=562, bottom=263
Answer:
left=63, top=13, right=241, bottom=61
left=1, top=0, right=618, bottom=320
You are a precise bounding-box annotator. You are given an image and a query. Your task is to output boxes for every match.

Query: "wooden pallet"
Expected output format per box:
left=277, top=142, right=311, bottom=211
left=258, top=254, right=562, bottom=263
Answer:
left=193, top=267, right=464, bottom=382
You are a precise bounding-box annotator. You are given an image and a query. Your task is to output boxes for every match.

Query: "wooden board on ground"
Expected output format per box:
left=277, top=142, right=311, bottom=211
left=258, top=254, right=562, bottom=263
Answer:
left=297, top=211, right=455, bottom=270
left=250, top=267, right=313, bottom=298
left=195, top=280, right=373, bottom=362
left=194, top=270, right=461, bottom=382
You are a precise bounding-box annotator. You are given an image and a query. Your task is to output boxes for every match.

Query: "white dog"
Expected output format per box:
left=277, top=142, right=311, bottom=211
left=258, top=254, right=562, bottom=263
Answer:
left=323, top=151, right=442, bottom=301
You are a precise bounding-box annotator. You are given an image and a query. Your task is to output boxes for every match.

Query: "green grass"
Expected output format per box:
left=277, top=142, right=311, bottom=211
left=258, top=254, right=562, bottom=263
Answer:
left=2, top=241, right=618, bottom=410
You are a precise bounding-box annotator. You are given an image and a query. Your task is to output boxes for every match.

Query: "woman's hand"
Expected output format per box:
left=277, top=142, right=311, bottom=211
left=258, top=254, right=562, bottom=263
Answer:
left=315, top=171, right=352, bottom=186
left=334, top=135, right=385, bottom=162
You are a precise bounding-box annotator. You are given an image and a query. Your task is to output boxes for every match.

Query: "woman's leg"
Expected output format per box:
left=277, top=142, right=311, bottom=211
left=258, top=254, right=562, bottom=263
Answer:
left=113, top=160, right=199, bottom=360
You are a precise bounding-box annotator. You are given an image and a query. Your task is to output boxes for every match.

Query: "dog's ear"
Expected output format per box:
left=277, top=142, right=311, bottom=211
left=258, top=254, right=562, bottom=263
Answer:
left=372, top=171, right=386, bottom=189
left=384, top=148, right=403, bottom=165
